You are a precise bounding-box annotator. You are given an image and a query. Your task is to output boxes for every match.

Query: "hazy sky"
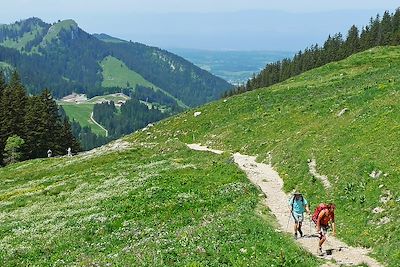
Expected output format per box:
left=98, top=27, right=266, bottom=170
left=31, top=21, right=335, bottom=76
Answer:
left=1, top=0, right=399, bottom=50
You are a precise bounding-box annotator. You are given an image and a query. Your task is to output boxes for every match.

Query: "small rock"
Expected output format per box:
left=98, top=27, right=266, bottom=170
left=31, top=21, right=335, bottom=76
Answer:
left=372, top=207, right=384, bottom=214
left=369, top=170, right=382, bottom=179
left=337, top=108, right=349, bottom=117
left=196, top=246, right=206, bottom=254
left=379, top=184, right=384, bottom=188
left=380, top=196, right=390, bottom=204
left=194, top=111, right=202, bottom=117
left=240, top=248, right=247, bottom=254
left=378, top=217, right=390, bottom=225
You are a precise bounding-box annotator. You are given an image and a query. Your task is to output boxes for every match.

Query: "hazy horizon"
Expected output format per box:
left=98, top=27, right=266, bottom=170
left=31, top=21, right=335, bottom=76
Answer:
left=1, top=1, right=399, bottom=51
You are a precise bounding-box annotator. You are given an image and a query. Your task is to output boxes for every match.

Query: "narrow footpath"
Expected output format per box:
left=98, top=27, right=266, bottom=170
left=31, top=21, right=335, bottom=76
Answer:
left=90, top=112, right=109, bottom=137
left=187, top=144, right=383, bottom=267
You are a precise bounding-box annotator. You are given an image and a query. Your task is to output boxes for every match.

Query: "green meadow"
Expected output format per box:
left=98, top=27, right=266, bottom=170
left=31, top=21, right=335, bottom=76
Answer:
left=59, top=103, right=106, bottom=136
left=1, top=46, right=400, bottom=266
left=100, top=55, right=157, bottom=89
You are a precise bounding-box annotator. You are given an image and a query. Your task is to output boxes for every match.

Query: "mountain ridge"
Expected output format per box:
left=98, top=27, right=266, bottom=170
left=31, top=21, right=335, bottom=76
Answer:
left=0, top=17, right=232, bottom=107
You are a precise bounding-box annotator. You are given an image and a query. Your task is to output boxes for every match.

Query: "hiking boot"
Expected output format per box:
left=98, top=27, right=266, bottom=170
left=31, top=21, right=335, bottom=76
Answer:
left=294, top=233, right=298, bottom=239
left=298, top=229, right=303, bottom=237
left=317, top=247, right=323, bottom=255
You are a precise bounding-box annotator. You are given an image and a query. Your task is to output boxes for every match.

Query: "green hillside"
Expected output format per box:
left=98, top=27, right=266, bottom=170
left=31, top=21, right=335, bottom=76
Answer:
left=0, top=27, right=43, bottom=52
left=100, top=56, right=187, bottom=108
left=60, top=103, right=106, bottom=136
left=100, top=55, right=157, bottom=89
left=1, top=46, right=400, bottom=266
left=41, top=19, right=78, bottom=46
left=0, top=18, right=233, bottom=107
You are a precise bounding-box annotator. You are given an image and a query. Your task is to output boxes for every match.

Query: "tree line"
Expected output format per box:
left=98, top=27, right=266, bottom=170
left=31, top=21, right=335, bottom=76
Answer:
left=92, top=98, right=170, bottom=139
left=224, top=9, right=400, bottom=97
left=0, top=71, right=80, bottom=165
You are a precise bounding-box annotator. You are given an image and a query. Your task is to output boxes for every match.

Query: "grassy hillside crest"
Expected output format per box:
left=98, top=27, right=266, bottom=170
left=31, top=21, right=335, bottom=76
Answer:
left=100, top=55, right=158, bottom=89
left=41, top=19, right=78, bottom=46
left=1, top=46, right=399, bottom=266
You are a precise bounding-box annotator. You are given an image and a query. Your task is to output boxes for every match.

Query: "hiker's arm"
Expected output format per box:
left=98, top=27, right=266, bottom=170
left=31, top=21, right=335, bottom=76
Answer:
left=305, top=204, right=310, bottom=215
left=288, top=198, right=293, bottom=213
left=316, top=210, right=325, bottom=233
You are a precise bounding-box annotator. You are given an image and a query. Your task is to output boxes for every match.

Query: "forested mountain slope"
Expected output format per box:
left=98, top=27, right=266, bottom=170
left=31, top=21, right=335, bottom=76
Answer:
left=0, top=18, right=232, bottom=107
left=0, top=46, right=399, bottom=266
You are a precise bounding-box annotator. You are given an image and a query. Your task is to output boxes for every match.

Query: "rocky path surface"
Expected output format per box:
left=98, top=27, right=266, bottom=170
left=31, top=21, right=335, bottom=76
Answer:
left=187, top=144, right=383, bottom=267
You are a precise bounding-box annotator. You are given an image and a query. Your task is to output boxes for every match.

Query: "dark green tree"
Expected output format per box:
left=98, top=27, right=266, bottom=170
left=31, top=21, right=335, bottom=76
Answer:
left=391, top=8, right=400, bottom=44
left=345, top=25, right=361, bottom=55
left=3, top=135, right=25, bottom=165
left=0, top=71, right=28, bottom=143
left=380, top=11, right=393, bottom=45
left=40, top=89, right=64, bottom=156
left=60, top=118, right=81, bottom=155
left=0, top=71, right=7, bottom=165
left=23, top=95, right=48, bottom=158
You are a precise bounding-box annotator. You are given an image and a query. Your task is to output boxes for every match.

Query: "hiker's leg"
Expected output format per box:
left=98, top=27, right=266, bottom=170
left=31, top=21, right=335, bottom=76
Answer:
left=319, top=234, right=326, bottom=247
left=298, top=222, right=303, bottom=236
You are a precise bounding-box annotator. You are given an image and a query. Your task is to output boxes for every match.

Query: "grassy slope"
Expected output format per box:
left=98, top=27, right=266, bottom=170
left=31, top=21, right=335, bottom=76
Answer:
left=1, top=46, right=399, bottom=266
left=100, top=56, right=188, bottom=108
left=100, top=55, right=158, bottom=89
left=59, top=93, right=132, bottom=137
left=41, top=19, right=77, bottom=45
left=0, top=29, right=39, bottom=51
left=0, top=141, right=318, bottom=266
left=59, top=103, right=106, bottom=136
left=156, top=46, right=399, bottom=266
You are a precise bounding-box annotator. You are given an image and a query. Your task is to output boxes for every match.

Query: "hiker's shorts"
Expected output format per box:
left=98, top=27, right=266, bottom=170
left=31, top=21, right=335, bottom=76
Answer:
left=318, top=225, right=329, bottom=239
left=292, top=212, right=304, bottom=223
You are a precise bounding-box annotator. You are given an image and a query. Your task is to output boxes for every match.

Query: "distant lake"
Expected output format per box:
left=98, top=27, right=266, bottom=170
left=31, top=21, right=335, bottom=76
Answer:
left=170, top=48, right=294, bottom=85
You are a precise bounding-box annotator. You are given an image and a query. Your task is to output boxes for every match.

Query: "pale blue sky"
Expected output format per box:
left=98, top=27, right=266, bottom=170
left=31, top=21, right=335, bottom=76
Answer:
left=1, top=0, right=399, bottom=50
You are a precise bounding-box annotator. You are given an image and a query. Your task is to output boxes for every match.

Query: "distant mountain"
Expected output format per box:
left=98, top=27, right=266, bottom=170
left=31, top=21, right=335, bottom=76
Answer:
left=92, top=33, right=127, bottom=44
left=0, top=18, right=232, bottom=107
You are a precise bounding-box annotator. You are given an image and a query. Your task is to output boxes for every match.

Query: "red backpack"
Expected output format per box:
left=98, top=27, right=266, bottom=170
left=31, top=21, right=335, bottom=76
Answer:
left=312, top=203, right=329, bottom=224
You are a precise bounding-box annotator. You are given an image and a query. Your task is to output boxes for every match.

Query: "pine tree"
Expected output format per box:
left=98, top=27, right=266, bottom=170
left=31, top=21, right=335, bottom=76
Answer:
left=380, top=11, right=393, bottom=45
left=0, top=71, right=7, bottom=165
left=40, top=89, right=64, bottom=156
left=23, top=95, right=48, bottom=158
left=60, top=118, right=81, bottom=155
left=0, top=71, right=28, bottom=146
left=391, top=8, right=400, bottom=45
left=345, top=25, right=361, bottom=55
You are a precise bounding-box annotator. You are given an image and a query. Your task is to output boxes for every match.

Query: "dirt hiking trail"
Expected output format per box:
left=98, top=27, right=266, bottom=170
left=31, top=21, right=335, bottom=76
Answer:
left=187, top=144, right=383, bottom=267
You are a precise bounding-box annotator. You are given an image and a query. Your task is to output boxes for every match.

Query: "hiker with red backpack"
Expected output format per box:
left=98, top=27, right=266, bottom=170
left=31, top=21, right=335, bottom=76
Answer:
left=312, top=203, right=336, bottom=255
left=288, top=192, right=310, bottom=239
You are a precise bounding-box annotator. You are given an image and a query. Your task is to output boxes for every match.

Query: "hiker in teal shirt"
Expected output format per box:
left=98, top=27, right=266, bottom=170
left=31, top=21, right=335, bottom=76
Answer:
left=288, top=192, right=310, bottom=239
